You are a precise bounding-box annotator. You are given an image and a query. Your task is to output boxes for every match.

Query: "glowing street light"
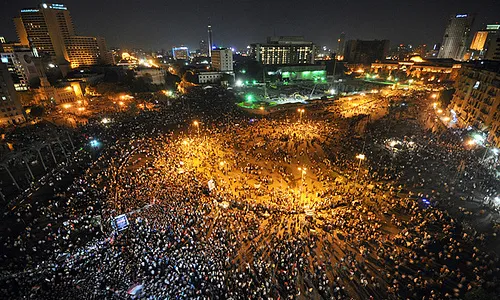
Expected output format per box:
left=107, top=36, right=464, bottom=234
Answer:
left=355, top=154, right=366, bottom=180
left=297, top=108, right=305, bottom=122
left=356, top=154, right=366, bottom=160
left=466, top=139, right=476, bottom=146
left=193, top=120, right=200, bottom=135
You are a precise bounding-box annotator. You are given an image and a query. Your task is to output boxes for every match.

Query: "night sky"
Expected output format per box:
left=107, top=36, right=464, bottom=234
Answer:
left=1, top=0, right=498, bottom=51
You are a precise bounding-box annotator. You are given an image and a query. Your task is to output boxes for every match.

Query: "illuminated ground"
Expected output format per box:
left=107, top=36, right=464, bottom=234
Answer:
left=133, top=119, right=341, bottom=212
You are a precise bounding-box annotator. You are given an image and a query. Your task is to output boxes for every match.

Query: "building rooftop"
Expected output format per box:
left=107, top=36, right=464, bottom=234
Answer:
left=463, top=60, right=500, bottom=74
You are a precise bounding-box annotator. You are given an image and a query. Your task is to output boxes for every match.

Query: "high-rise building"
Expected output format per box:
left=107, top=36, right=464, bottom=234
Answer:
left=485, top=35, right=500, bottom=61
left=208, top=24, right=213, bottom=58
left=1, top=45, right=40, bottom=91
left=344, top=40, right=390, bottom=64
left=199, top=40, right=208, bottom=56
left=14, top=3, right=74, bottom=64
left=337, top=32, right=346, bottom=58
left=14, top=3, right=113, bottom=68
left=468, top=24, right=500, bottom=61
left=438, top=14, right=474, bottom=60
left=251, top=36, right=316, bottom=65
left=470, top=31, right=490, bottom=51
left=449, top=61, right=500, bottom=146
left=66, top=36, right=114, bottom=68
left=0, top=49, right=26, bottom=125
left=468, top=24, right=499, bottom=60
left=172, top=47, right=189, bottom=60
left=211, top=48, right=233, bottom=72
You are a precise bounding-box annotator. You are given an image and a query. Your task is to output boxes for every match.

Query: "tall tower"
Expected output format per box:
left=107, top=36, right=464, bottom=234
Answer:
left=208, top=24, right=213, bottom=58
left=14, top=3, right=75, bottom=64
left=438, top=14, right=474, bottom=60
left=337, top=32, right=346, bottom=57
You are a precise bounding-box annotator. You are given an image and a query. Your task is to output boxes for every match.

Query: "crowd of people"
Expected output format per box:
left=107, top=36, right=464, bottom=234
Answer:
left=0, top=86, right=499, bottom=299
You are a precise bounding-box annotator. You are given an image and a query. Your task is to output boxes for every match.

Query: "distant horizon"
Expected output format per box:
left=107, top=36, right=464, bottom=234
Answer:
left=1, top=0, right=498, bottom=51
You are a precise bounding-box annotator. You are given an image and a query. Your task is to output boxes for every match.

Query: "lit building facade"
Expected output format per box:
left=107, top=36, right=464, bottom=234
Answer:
left=371, top=58, right=462, bottom=82
left=252, top=36, right=315, bottom=65
left=0, top=62, right=26, bottom=125
left=470, top=31, right=489, bottom=51
left=198, top=71, right=224, bottom=84
left=211, top=48, right=233, bottom=72
left=14, top=3, right=113, bottom=68
left=0, top=46, right=40, bottom=91
left=66, top=36, right=114, bottom=68
left=14, top=3, right=74, bottom=64
left=34, top=77, right=79, bottom=104
left=172, top=47, right=189, bottom=60
left=449, top=62, right=500, bottom=146
left=438, top=14, right=474, bottom=60
left=135, top=68, right=165, bottom=85
left=469, top=24, right=500, bottom=61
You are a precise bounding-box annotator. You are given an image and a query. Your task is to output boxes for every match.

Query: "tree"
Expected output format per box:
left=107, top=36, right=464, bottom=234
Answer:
left=464, top=288, right=493, bottom=300
left=30, top=105, right=44, bottom=118
left=165, top=72, right=181, bottom=90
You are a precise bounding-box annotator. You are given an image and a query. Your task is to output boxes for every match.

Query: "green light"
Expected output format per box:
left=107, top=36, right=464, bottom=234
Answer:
left=246, top=94, right=254, bottom=102
left=241, top=69, right=246, bottom=74
left=252, top=80, right=257, bottom=85
left=245, top=80, right=249, bottom=85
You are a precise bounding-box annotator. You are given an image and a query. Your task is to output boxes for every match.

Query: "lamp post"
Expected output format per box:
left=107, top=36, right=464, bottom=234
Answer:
left=354, top=154, right=366, bottom=181
left=297, top=108, right=305, bottom=122
left=298, top=167, right=307, bottom=203
left=193, top=120, right=200, bottom=135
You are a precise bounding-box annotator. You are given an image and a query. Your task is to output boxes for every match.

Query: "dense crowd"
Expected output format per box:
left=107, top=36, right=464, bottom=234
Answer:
left=0, top=86, right=499, bottom=299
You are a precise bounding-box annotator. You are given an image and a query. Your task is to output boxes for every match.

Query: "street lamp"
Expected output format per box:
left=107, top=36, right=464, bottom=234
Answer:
left=466, top=139, right=476, bottom=147
left=355, top=154, right=366, bottom=180
left=297, top=108, right=305, bottom=122
left=193, top=120, right=200, bottom=135
left=482, top=147, right=500, bottom=163
left=298, top=167, right=307, bottom=202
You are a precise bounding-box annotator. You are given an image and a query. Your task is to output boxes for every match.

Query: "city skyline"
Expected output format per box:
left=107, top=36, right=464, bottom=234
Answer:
left=1, top=0, right=499, bottom=51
